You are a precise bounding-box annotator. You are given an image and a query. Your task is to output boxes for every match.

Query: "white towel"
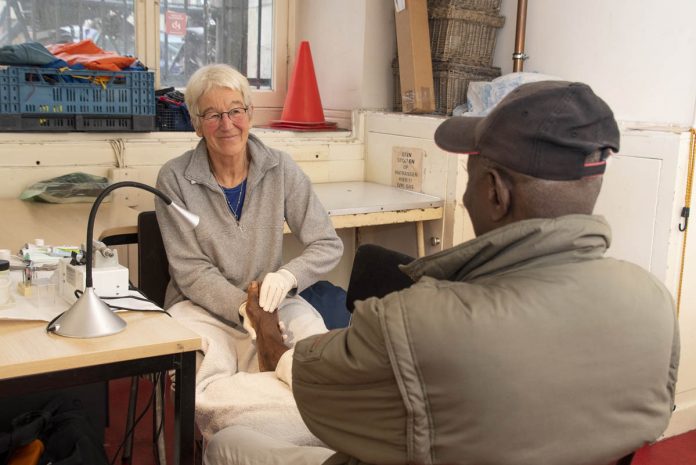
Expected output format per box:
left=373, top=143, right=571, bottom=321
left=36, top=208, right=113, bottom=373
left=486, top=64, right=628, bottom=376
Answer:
left=196, top=371, right=324, bottom=446
left=169, top=298, right=327, bottom=446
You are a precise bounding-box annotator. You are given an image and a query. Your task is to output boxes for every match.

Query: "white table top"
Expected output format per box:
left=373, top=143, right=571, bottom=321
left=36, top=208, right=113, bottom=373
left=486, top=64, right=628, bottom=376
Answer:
left=313, top=181, right=444, bottom=216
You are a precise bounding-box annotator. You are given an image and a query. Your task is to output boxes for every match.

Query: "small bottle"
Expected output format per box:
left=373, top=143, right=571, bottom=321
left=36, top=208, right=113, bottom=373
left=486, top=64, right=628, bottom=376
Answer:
left=0, top=260, right=9, bottom=305
left=0, top=259, right=9, bottom=278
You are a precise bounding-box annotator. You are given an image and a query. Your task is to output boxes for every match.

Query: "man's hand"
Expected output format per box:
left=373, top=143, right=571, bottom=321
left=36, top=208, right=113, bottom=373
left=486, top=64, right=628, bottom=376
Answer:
left=259, top=269, right=296, bottom=312
left=247, top=281, right=290, bottom=371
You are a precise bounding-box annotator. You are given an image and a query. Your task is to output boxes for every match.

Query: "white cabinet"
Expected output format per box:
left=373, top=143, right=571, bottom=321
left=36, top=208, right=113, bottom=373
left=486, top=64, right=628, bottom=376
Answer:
left=593, top=128, right=695, bottom=437
left=603, top=128, right=695, bottom=437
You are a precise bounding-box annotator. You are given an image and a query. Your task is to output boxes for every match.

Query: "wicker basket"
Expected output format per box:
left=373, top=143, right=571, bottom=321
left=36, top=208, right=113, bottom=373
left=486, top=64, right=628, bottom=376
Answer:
left=393, top=59, right=500, bottom=115
left=428, top=0, right=501, bottom=12
left=429, top=6, right=505, bottom=65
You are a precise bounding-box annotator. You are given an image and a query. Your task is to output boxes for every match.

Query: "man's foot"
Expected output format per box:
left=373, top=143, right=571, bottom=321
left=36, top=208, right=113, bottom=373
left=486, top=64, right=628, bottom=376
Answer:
left=246, top=281, right=289, bottom=371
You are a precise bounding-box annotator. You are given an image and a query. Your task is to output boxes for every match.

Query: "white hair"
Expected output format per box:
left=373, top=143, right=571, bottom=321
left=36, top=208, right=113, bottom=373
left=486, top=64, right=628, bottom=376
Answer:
left=184, top=64, right=252, bottom=130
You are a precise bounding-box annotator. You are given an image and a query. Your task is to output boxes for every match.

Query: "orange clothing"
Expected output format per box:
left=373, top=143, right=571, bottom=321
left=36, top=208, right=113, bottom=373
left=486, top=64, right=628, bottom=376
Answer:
left=47, top=40, right=136, bottom=71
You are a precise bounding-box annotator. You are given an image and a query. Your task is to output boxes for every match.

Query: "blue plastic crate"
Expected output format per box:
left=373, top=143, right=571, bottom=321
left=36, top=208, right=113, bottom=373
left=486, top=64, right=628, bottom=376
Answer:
left=156, top=106, right=194, bottom=131
left=0, top=114, right=155, bottom=132
left=0, top=66, right=155, bottom=117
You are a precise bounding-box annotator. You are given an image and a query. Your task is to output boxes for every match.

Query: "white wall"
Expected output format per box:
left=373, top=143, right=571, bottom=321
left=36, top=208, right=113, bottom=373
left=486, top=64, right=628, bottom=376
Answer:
left=294, top=0, right=395, bottom=112
left=492, top=0, right=696, bottom=127
left=360, top=0, right=397, bottom=109
left=297, top=0, right=696, bottom=126
left=294, top=0, right=366, bottom=111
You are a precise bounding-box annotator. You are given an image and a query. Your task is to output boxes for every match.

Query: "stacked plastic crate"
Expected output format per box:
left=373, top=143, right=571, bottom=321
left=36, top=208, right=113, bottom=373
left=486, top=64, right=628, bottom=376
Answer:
left=395, top=0, right=504, bottom=115
left=0, top=67, right=155, bottom=132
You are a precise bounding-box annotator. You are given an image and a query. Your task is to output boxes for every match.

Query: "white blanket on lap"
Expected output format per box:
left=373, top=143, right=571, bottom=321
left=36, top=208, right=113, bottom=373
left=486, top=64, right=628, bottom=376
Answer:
left=169, top=299, right=326, bottom=446
left=196, top=371, right=324, bottom=446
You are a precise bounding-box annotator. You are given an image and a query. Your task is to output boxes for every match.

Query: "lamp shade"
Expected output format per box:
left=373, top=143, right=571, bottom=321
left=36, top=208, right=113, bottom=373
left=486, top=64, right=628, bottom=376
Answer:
left=49, top=181, right=198, bottom=338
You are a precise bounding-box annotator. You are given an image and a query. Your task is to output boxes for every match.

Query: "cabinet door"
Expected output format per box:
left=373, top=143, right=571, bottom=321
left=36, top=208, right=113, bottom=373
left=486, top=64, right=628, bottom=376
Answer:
left=595, top=154, right=662, bottom=273
left=594, top=130, right=689, bottom=293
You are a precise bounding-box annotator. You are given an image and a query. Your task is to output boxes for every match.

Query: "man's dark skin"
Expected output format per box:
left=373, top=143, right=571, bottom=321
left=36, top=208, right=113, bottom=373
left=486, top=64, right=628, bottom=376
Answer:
left=245, top=150, right=606, bottom=372
left=464, top=151, right=603, bottom=235
left=245, top=281, right=289, bottom=371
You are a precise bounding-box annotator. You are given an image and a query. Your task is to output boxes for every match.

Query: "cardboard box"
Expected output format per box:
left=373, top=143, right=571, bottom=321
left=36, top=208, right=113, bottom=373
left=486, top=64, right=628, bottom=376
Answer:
left=394, top=0, right=435, bottom=113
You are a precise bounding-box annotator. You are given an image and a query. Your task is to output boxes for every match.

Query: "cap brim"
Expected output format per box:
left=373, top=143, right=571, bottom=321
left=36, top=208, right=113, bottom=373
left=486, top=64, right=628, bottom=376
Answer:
left=434, top=116, right=483, bottom=154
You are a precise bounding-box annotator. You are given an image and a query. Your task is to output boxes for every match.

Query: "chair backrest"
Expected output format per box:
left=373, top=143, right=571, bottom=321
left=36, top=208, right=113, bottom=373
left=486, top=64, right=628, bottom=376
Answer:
left=345, top=244, right=415, bottom=312
left=137, top=211, right=169, bottom=308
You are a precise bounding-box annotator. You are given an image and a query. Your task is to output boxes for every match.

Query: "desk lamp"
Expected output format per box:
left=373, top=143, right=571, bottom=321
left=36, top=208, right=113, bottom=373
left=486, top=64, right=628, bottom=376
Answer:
left=50, top=181, right=199, bottom=338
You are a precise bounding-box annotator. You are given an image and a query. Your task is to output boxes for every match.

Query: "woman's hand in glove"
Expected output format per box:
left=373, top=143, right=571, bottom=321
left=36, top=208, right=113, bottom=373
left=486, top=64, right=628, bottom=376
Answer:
left=259, top=269, right=297, bottom=312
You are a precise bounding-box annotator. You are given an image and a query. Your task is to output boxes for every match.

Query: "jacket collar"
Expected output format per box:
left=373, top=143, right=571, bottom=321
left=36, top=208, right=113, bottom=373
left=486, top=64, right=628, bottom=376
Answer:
left=183, top=132, right=279, bottom=190
left=402, top=215, right=612, bottom=282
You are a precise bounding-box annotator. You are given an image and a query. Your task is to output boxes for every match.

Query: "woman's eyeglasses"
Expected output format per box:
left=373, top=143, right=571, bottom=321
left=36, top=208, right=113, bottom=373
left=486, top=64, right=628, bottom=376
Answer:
left=199, top=107, right=249, bottom=124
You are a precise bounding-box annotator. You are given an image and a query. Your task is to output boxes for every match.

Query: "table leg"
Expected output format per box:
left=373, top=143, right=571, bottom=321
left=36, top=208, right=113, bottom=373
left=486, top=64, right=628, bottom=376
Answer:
left=174, top=351, right=196, bottom=465
left=416, top=221, right=425, bottom=257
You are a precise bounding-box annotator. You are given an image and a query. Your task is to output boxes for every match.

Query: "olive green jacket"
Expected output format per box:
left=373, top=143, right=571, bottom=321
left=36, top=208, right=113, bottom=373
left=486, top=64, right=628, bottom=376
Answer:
left=293, top=215, right=679, bottom=465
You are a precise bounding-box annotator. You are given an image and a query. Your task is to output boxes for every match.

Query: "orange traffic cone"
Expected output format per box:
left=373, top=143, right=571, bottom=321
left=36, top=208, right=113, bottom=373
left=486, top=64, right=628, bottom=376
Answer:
left=270, top=41, right=337, bottom=130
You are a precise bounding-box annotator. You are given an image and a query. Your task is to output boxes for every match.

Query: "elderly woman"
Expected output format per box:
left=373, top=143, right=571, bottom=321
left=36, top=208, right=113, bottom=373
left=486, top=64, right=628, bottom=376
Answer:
left=155, top=64, right=343, bottom=387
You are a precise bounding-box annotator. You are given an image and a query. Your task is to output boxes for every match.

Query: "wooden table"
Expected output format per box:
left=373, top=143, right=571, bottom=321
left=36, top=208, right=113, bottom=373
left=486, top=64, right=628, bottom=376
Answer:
left=0, top=311, right=201, bottom=465
left=0, top=198, right=140, bottom=253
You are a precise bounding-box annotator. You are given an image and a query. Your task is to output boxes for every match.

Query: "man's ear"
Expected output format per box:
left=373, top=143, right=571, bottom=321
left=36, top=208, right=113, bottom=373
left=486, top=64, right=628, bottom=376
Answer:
left=487, top=168, right=511, bottom=222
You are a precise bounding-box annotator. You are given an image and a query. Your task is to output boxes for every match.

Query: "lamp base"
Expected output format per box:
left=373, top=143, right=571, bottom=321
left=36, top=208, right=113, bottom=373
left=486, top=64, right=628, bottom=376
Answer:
left=51, top=287, right=126, bottom=338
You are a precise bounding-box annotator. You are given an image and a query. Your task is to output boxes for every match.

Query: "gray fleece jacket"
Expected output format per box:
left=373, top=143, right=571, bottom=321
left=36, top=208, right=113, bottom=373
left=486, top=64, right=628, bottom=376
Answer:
left=155, top=134, right=343, bottom=326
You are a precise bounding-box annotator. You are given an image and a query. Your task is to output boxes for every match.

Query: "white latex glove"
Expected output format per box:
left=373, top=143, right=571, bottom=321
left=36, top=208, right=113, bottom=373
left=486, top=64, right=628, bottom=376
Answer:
left=238, top=301, right=256, bottom=340
left=259, top=269, right=297, bottom=312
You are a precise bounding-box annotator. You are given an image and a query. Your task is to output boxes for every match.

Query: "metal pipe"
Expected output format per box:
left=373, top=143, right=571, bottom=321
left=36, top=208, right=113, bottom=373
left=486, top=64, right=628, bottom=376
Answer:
left=512, top=0, right=528, bottom=72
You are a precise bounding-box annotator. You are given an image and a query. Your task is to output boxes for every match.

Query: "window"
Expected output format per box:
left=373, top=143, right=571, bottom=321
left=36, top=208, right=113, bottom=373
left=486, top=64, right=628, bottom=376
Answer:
left=158, top=0, right=275, bottom=90
left=0, top=1, right=136, bottom=54
left=0, top=0, right=288, bottom=107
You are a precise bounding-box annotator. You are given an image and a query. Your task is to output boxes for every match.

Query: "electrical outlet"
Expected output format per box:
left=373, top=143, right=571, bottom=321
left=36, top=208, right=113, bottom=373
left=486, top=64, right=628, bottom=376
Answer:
left=109, top=168, right=141, bottom=207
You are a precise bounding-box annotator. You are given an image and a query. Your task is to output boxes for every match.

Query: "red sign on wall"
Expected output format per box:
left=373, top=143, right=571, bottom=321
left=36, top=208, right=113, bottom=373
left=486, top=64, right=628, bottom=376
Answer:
left=165, top=11, right=188, bottom=36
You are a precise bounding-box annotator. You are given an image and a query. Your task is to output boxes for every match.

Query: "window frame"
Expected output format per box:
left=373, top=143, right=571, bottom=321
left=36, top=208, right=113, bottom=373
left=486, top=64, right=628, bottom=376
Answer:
left=135, top=0, right=290, bottom=113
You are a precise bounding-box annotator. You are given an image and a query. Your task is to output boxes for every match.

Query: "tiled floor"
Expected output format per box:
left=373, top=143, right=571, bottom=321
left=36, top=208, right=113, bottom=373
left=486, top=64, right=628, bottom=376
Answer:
left=633, top=430, right=696, bottom=465
left=105, top=376, right=175, bottom=465
left=105, top=376, right=696, bottom=465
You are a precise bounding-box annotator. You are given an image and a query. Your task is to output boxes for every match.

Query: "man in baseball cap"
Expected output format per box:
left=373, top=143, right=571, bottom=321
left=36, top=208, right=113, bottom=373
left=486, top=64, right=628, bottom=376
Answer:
left=436, top=80, right=621, bottom=236
left=242, top=81, right=679, bottom=465
left=435, top=80, right=620, bottom=180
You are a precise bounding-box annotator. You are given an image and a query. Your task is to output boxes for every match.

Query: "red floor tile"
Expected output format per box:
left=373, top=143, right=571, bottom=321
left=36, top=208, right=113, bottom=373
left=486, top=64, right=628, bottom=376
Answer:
left=633, top=430, right=696, bottom=465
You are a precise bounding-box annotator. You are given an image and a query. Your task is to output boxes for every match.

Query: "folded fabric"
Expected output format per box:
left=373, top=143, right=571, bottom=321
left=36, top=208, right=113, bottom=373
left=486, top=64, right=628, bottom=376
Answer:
left=19, top=172, right=109, bottom=204
left=46, top=39, right=136, bottom=71
left=0, top=42, right=64, bottom=67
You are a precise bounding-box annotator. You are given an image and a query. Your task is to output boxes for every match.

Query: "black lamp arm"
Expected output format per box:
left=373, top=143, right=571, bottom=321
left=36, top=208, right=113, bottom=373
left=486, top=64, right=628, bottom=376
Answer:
left=85, top=181, right=172, bottom=288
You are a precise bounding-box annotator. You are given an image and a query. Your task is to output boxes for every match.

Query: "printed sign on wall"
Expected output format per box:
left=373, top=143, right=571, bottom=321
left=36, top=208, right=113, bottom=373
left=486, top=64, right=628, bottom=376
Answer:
left=392, top=146, right=424, bottom=192
left=165, top=11, right=188, bottom=36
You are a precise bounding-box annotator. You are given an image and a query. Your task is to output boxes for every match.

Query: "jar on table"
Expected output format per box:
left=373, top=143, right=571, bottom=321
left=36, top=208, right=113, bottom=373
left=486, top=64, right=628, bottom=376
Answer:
left=0, top=259, right=10, bottom=305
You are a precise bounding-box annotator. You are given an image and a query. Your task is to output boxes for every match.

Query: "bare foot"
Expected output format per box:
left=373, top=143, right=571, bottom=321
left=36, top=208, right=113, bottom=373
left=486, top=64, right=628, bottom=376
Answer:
left=247, top=281, right=288, bottom=371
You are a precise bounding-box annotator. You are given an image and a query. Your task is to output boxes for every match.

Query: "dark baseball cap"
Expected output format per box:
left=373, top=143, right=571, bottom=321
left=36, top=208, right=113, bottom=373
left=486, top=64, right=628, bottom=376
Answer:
left=434, top=81, right=620, bottom=180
